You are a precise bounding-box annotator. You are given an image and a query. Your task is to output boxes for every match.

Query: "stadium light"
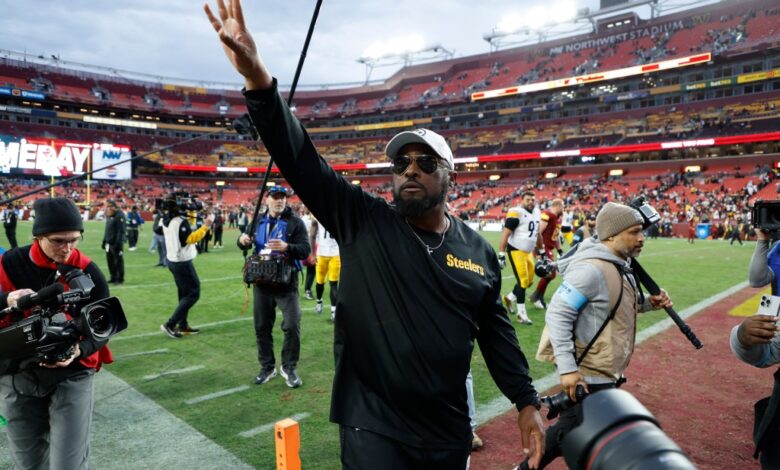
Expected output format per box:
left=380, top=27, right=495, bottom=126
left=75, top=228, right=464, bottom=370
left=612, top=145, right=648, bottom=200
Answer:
left=360, top=34, right=426, bottom=61
left=545, top=172, right=558, bottom=179
left=357, top=37, right=453, bottom=84
left=484, top=0, right=661, bottom=51
left=489, top=174, right=501, bottom=181
left=609, top=169, right=624, bottom=176
left=684, top=165, right=702, bottom=173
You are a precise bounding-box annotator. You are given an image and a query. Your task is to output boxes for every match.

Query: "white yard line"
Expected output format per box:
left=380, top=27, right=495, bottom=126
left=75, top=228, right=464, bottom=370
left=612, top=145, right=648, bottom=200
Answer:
left=185, top=385, right=251, bottom=405
left=143, top=365, right=205, bottom=381
left=110, top=306, right=319, bottom=342
left=111, top=275, right=242, bottom=289
left=238, top=412, right=312, bottom=438
left=114, top=348, right=170, bottom=359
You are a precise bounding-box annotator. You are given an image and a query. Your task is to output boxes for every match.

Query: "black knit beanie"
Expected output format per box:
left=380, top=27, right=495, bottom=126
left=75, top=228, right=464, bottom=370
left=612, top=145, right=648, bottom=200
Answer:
left=32, top=197, right=84, bottom=236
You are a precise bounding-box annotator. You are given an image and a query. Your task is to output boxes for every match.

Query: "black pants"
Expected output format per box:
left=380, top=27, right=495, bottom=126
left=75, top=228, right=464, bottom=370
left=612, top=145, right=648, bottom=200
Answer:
left=5, top=228, right=17, bottom=249
left=106, top=244, right=124, bottom=282
left=761, top=440, right=780, bottom=469
left=304, top=264, right=315, bottom=292
left=127, top=228, right=139, bottom=248
left=340, top=426, right=470, bottom=470
left=253, top=287, right=302, bottom=370
left=213, top=227, right=223, bottom=246
left=730, top=231, right=743, bottom=245
left=518, top=383, right=617, bottom=470
left=167, top=260, right=200, bottom=328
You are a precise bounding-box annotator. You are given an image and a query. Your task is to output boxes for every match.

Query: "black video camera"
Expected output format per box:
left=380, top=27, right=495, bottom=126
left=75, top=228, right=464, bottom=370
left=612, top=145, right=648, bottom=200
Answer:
left=628, top=196, right=661, bottom=229
left=155, top=191, right=203, bottom=217
left=0, top=266, right=127, bottom=367
left=752, top=200, right=780, bottom=232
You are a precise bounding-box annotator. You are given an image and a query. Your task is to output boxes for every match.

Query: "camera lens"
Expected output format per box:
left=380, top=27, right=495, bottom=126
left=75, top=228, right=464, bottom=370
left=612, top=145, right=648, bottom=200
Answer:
left=79, top=297, right=127, bottom=341
left=86, top=305, right=113, bottom=337
left=561, top=389, right=694, bottom=470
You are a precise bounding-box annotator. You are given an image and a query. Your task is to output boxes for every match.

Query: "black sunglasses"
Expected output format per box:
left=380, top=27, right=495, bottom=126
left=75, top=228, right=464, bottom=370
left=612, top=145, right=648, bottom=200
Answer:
left=391, top=154, right=446, bottom=175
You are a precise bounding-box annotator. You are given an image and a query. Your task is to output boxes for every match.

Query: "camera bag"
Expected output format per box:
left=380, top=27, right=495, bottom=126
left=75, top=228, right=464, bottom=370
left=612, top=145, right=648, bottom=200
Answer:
left=243, top=254, right=293, bottom=287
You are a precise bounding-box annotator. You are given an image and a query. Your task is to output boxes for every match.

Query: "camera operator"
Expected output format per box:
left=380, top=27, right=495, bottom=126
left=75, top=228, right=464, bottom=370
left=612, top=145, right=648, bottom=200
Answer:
left=238, top=186, right=310, bottom=388
left=160, top=193, right=212, bottom=338
left=730, top=227, right=780, bottom=467
left=0, top=197, right=113, bottom=469
left=525, top=202, right=673, bottom=470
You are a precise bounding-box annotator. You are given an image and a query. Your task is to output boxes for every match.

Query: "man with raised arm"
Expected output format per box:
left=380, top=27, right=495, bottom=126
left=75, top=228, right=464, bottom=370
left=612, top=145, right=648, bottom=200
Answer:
left=205, top=1, right=545, bottom=467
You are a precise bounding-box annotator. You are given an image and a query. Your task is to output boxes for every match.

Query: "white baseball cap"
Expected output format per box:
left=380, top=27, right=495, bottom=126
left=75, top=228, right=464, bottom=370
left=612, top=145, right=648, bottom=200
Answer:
left=384, top=128, right=454, bottom=170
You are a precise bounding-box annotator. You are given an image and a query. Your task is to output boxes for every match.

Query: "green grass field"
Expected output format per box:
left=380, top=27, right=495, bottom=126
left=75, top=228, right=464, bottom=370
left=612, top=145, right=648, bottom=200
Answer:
left=0, top=221, right=754, bottom=468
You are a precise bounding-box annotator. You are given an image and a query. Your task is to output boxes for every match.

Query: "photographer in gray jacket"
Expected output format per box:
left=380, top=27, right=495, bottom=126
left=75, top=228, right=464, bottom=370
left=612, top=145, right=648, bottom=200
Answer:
left=527, top=202, right=672, bottom=470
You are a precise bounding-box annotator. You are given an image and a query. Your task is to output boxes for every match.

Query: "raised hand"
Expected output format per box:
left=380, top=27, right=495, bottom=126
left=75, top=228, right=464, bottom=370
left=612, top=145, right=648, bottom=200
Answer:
left=204, top=0, right=272, bottom=90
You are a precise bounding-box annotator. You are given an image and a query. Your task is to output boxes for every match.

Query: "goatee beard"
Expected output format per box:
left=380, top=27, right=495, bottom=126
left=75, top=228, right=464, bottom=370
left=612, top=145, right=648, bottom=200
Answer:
left=393, top=180, right=447, bottom=218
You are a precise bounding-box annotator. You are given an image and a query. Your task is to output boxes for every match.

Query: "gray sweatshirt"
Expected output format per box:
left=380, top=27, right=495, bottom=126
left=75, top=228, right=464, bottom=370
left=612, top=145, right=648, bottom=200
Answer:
left=547, top=238, right=652, bottom=383
left=730, top=239, right=780, bottom=368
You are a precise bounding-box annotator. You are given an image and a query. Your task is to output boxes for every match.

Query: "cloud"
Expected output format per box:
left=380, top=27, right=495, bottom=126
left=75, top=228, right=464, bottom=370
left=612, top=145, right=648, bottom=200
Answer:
left=2, top=0, right=646, bottom=87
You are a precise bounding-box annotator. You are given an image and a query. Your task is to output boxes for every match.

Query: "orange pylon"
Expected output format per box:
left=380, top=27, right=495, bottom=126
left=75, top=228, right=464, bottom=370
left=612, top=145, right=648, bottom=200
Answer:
left=275, top=418, right=301, bottom=470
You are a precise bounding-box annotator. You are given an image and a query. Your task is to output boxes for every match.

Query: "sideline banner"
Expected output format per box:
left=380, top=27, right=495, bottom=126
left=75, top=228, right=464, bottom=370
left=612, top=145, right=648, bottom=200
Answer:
left=0, top=135, right=132, bottom=180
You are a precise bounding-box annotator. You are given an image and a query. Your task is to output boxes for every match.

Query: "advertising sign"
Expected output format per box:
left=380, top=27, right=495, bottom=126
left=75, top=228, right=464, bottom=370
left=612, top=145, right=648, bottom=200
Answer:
left=0, top=135, right=131, bottom=180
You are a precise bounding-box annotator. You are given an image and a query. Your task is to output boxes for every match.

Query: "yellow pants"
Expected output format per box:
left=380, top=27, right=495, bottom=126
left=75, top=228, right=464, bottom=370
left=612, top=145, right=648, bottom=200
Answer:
left=562, top=230, right=574, bottom=246
left=316, top=255, right=341, bottom=283
left=508, top=248, right=534, bottom=288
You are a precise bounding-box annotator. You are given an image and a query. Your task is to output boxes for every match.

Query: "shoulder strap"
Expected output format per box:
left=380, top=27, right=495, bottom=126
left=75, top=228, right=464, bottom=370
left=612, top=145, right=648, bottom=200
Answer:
left=575, top=263, right=624, bottom=365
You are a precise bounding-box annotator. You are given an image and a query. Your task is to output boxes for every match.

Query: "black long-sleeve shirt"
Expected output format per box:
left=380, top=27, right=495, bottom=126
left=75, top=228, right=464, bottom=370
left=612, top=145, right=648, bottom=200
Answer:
left=103, top=210, right=126, bottom=247
left=3, top=210, right=16, bottom=230
left=245, top=80, right=538, bottom=450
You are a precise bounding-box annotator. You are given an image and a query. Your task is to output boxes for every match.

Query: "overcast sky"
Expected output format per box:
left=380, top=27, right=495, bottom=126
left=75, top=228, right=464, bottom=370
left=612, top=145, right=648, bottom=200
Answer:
left=2, top=0, right=687, bottom=90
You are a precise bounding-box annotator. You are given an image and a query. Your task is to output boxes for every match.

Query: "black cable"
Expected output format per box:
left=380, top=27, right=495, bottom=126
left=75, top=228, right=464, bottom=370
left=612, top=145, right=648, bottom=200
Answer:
left=244, top=0, right=324, bottom=240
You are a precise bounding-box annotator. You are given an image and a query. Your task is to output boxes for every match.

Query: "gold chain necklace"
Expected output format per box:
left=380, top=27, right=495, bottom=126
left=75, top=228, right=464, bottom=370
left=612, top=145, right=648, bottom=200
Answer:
left=405, top=216, right=450, bottom=255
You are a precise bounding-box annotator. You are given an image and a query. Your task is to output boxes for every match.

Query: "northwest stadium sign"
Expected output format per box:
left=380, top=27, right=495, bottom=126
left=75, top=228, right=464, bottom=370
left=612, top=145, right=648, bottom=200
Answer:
left=549, top=19, right=685, bottom=54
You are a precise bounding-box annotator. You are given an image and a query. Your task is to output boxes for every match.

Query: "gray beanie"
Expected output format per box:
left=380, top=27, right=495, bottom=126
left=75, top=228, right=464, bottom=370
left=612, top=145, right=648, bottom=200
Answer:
left=596, top=202, right=644, bottom=240
left=32, top=197, right=83, bottom=236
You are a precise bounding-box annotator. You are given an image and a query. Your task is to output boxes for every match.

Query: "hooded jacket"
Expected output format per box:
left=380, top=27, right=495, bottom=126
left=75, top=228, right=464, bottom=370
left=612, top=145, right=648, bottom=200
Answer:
left=545, top=237, right=653, bottom=383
